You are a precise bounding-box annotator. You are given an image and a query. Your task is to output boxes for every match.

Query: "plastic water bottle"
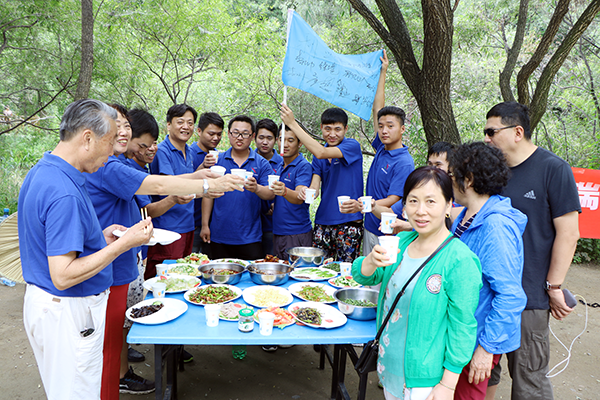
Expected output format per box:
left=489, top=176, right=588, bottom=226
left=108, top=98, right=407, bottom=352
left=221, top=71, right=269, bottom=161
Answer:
left=232, top=345, right=246, bottom=360
left=0, top=208, right=9, bottom=225
left=0, top=277, right=15, bottom=287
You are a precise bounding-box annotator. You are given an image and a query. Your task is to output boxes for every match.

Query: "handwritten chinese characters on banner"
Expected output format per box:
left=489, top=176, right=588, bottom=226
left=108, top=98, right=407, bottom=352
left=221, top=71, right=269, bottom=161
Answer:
left=572, top=167, right=600, bottom=239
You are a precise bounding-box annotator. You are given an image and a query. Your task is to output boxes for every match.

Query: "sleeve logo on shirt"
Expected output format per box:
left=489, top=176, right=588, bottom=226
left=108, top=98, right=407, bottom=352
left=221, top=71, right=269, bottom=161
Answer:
left=426, top=274, right=442, bottom=294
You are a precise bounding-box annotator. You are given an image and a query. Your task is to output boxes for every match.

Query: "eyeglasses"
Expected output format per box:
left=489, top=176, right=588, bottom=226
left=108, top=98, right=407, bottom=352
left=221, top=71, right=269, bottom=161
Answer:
left=484, top=125, right=516, bottom=137
left=230, top=130, right=252, bottom=139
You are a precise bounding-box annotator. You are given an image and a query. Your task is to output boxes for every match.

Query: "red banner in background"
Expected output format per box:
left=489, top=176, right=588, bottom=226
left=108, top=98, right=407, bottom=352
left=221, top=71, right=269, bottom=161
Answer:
left=572, top=167, right=600, bottom=239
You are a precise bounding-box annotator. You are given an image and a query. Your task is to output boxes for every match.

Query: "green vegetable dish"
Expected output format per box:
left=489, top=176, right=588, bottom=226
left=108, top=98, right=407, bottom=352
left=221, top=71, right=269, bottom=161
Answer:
left=168, top=264, right=198, bottom=276
left=341, top=299, right=377, bottom=307
left=293, top=307, right=322, bottom=325
left=297, top=285, right=334, bottom=302
left=189, top=286, right=237, bottom=304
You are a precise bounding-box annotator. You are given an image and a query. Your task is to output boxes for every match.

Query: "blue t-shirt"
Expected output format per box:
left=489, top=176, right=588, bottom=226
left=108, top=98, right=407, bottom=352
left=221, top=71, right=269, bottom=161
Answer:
left=365, top=135, right=414, bottom=235
left=149, top=135, right=195, bottom=233
left=312, top=137, right=363, bottom=225
left=86, top=155, right=147, bottom=286
left=190, top=142, right=208, bottom=228
left=273, top=154, right=313, bottom=236
left=18, top=152, right=113, bottom=297
left=260, top=150, right=284, bottom=234
left=124, top=157, right=151, bottom=260
left=209, top=148, right=271, bottom=245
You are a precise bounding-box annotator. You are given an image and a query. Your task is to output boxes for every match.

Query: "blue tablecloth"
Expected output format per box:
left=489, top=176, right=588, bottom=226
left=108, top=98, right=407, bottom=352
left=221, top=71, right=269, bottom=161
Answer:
left=128, top=272, right=376, bottom=346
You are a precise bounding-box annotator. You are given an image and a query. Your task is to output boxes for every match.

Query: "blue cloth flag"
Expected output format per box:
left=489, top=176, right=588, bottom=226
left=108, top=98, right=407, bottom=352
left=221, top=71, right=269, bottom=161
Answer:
left=282, top=10, right=383, bottom=121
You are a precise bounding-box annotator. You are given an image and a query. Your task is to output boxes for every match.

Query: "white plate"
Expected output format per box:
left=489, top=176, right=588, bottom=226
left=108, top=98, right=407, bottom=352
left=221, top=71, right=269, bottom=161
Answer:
left=288, top=282, right=337, bottom=304
left=327, top=276, right=362, bottom=289
left=165, top=263, right=201, bottom=276
left=253, top=307, right=296, bottom=328
left=126, top=298, right=188, bottom=325
left=112, top=228, right=181, bottom=246
left=219, top=302, right=252, bottom=321
left=290, top=267, right=338, bottom=281
left=288, top=302, right=347, bottom=329
left=183, top=284, right=242, bottom=306
left=242, top=285, right=293, bottom=308
left=142, top=275, right=201, bottom=293
left=211, top=258, right=250, bottom=268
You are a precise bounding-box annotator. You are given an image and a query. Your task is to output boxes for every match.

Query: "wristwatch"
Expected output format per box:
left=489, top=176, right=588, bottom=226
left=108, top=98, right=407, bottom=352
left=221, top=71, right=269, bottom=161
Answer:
left=203, top=179, right=209, bottom=195
left=545, top=280, right=561, bottom=291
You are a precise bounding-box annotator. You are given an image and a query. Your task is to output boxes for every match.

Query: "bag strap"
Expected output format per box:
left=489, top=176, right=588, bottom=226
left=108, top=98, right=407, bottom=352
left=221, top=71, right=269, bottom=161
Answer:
left=373, top=235, right=455, bottom=343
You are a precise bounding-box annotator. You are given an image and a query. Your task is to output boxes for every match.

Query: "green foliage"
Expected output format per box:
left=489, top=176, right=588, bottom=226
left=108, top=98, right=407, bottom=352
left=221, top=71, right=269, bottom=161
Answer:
left=574, top=238, right=600, bottom=264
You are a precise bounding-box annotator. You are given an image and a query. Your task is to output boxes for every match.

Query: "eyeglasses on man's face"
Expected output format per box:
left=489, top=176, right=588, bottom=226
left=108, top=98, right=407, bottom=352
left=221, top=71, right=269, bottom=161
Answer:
left=483, top=125, right=516, bottom=138
left=230, top=130, right=252, bottom=139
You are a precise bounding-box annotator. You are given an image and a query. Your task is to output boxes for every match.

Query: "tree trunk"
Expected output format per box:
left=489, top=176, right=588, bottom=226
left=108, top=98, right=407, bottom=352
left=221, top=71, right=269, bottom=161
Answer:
left=74, top=0, right=94, bottom=101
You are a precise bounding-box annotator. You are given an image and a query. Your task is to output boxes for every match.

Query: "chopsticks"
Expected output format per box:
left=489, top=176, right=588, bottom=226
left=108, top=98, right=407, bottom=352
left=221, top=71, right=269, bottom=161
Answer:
left=140, top=207, right=148, bottom=234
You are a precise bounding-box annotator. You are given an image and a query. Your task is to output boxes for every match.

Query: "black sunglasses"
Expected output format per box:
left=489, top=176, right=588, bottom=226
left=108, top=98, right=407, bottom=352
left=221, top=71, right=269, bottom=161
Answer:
left=484, top=125, right=516, bottom=137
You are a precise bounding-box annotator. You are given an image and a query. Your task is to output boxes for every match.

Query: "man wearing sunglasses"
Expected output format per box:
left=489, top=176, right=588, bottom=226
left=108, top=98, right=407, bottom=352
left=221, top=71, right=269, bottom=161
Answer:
left=483, top=102, right=580, bottom=400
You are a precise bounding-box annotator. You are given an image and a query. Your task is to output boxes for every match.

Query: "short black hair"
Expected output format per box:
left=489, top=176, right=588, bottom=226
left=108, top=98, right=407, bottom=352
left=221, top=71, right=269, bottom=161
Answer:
left=228, top=115, right=256, bottom=133
left=449, top=142, right=510, bottom=196
left=198, top=112, right=224, bottom=131
left=166, top=104, right=197, bottom=124
left=256, top=118, right=278, bottom=137
left=428, top=141, right=456, bottom=159
left=108, top=103, right=129, bottom=122
left=129, top=108, right=159, bottom=140
left=321, top=108, right=348, bottom=127
left=377, top=106, right=405, bottom=125
left=278, top=123, right=292, bottom=133
left=403, top=166, right=453, bottom=206
left=486, top=101, right=531, bottom=139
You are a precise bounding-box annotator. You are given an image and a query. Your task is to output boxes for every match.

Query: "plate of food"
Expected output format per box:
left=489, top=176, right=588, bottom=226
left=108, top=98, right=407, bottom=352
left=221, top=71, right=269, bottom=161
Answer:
left=288, top=282, right=337, bottom=304
left=242, top=286, right=293, bottom=308
left=290, top=267, right=337, bottom=281
left=126, top=298, right=188, bottom=325
left=328, top=275, right=362, bottom=289
left=219, top=302, right=253, bottom=321
left=112, top=228, right=181, bottom=246
left=176, top=252, right=210, bottom=265
left=288, top=302, right=347, bottom=329
left=184, top=284, right=242, bottom=306
left=211, top=258, right=250, bottom=268
left=253, top=307, right=296, bottom=329
left=165, top=263, right=201, bottom=276
left=142, top=275, right=201, bottom=293
left=254, top=254, right=290, bottom=265
left=322, top=261, right=340, bottom=273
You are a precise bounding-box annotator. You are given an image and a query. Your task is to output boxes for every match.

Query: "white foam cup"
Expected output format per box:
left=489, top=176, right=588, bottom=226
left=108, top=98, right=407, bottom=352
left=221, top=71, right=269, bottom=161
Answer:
left=259, top=312, right=276, bottom=336
left=208, top=150, right=219, bottom=162
left=379, top=235, right=401, bottom=265
left=305, top=189, right=316, bottom=204
left=210, top=165, right=226, bottom=176
left=360, top=196, right=373, bottom=213
left=230, top=169, right=246, bottom=185
left=204, top=304, right=220, bottom=327
left=156, top=264, right=169, bottom=277
left=244, top=170, right=254, bottom=181
left=380, top=212, right=397, bottom=234
left=268, top=175, right=280, bottom=189
left=340, top=262, right=352, bottom=276
left=337, top=196, right=350, bottom=211
left=152, top=282, right=166, bottom=298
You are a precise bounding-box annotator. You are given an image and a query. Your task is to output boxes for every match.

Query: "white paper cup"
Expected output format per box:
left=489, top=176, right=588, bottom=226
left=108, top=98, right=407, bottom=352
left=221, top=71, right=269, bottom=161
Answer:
left=337, top=196, right=350, bottom=211
left=208, top=150, right=219, bottom=162
left=230, top=169, right=246, bottom=185
left=204, top=304, right=220, bottom=327
left=381, top=212, right=397, bottom=234
left=210, top=165, right=226, bottom=176
left=152, top=282, right=166, bottom=298
left=244, top=171, right=254, bottom=181
left=268, top=175, right=280, bottom=189
left=340, top=262, right=352, bottom=276
left=156, top=264, right=169, bottom=277
left=305, top=189, right=316, bottom=204
left=360, top=196, right=372, bottom=213
left=259, top=312, right=275, bottom=336
left=379, top=235, right=401, bottom=265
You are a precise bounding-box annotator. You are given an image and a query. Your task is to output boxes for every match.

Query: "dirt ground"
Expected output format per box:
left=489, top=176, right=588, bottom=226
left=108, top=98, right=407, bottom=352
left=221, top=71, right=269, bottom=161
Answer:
left=1, top=263, right=598, bottom=400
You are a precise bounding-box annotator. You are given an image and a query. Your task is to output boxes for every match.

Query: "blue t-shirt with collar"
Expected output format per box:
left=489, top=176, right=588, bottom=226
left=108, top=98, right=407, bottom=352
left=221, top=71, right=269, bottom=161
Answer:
left=365, top=135, right=414, bottom=235
left=18, top=152, right=113, bottom=297
left=149, top=135, right=195, bottom=233
left=259, top=150, right=284, bottom=234
left=312, top=137, right=363, bottom=225
left=273, top=153, right=313, bottom=236
left=85, top=154, right=147, bottom=286
left=190, top=141, right=209, bottom=228
left=123, top=156, right=152, bottom=260
left=209, top=147, right=271, bottom=245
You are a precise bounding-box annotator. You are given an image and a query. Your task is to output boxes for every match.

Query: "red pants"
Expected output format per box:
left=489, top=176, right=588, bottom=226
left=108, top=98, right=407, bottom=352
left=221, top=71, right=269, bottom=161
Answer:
left=145, top=231, right=194, bottom=279
left=454, top=353, right=502, bottom=400
left=100, top=284, right=129, bottom=400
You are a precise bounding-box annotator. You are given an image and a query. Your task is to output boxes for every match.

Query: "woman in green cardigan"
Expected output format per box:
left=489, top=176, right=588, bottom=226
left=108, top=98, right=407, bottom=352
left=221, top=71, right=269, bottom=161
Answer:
left=352, top=166, right=482, bottom=400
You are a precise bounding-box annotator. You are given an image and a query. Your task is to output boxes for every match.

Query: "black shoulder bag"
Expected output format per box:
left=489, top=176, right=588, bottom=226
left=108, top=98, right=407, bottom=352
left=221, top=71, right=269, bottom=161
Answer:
left=354, top=235, right=455, bottom=375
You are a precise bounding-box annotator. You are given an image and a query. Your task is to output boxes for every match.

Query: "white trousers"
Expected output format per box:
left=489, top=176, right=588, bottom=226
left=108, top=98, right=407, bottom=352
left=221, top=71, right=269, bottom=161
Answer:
left=384, top=387, right=433, bottom=400
left=23, top=284, right=109, bottom=400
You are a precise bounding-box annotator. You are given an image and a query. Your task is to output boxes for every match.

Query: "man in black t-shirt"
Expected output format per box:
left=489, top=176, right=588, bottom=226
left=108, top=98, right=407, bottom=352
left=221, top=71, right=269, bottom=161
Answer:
left=482, top=102, right=580, bottom=400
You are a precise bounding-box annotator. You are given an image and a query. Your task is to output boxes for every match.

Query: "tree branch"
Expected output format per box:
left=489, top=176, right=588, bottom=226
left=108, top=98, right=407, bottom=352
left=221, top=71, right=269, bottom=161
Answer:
left=499, top=0, right=529, bottom=102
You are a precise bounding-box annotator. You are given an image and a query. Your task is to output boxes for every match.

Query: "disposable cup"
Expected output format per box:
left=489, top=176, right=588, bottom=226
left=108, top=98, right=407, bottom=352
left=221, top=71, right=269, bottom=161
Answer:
left=210, top=165, right=226, bottom=176
left=230, top=169, right=246, bottom=186
left=340, top=262, right=352, bottom=276
left=337, top=196, right=350, bottom=211
left=259, top=312, right=275, bottom=336
left=379, top=235, right=401, bottom=265
left=156, top=264, right=169, bottom=277
left=268, top=175, right=280, bottom=189
left=360, top=196, right=373, bottom=213
left=244, top=171, right=254, bottom=181
left=204, top=304, right=220, bottom=327
left=152, top=282, right=166, bottom=298
left=208, top=150, right=219, bottom=162
left=305, top=189, right=316, bottom=204
left=380, top=212, right=397, bottom=234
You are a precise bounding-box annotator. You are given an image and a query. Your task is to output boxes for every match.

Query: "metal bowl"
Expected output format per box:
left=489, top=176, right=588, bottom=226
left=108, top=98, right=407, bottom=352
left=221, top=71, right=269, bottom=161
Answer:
left=287, top=247, right=326, bottom=268
left=247, top=262, right=290, bottom=286
left=333, top=288, right=379, bottom=321
left=198, top=262, right=245, bottom=285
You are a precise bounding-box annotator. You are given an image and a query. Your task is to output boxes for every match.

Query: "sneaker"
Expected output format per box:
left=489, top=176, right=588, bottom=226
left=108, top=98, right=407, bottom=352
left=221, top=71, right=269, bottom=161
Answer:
left=119, top=367, right=155, bottom=395
left=181, top=348, right=194, bottom=363
left=262, top=345, right=278, bottom=352
left=128, top=346, right=145, bottom=362
left=279, top=344, right=294, bottom=349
